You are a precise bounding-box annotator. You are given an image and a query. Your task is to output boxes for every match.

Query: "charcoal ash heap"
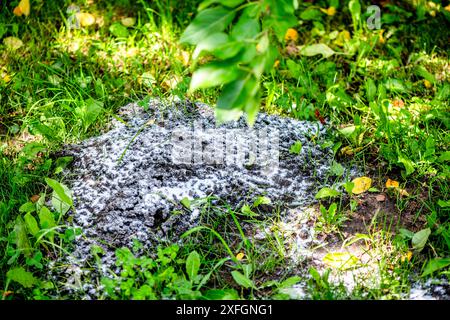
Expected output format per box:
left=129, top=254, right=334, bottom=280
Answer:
left=62, top=98, right=335, bottom=284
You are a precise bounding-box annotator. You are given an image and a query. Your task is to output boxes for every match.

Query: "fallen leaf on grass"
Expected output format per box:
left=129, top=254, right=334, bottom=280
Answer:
left=351, top=177, right=372, bottom=194
left=236, top=252, right=245, bottom=261
left=386, top=178, right=399, bottom=188
left=13, top=0, right=30, bottom=17
left=375, top=194, right=386, bottom=202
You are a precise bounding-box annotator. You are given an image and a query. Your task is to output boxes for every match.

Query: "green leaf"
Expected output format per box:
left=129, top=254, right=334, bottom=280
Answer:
left=7, top=267, right=38, bottom=288
left=330, top=161, right=344, bottom=177
left=216, top=74, right=259, bottom=122
left=231, top=270, right=255, bottom=289
left=181, top=197, right=191, bottom=210
left=39, top=206, right=56, bottom=230
left=422, top=258, right=450, bottom=277
left=300, top=8, right=322, bottom=21
left=412, top=228, right=431, bottom=252
left=253, top=196, right=271, bottom=207
left=299, top=44, right=335, bottom=58
left=24, top=212, right=40, bottom=236
left=192, top=32, right=229, bottom=59
left=289, top=141, right=302, bottom=154
left=398, top=155, right=415, bottom=175
left=83, top=98, right=104, bottom=129
left=186, top=251, right=201, bottom=281
left=263, top=0, right=297, bottom=41
left=204, top=289, right=239, bottom=300
left=14, top=216, right=32, bottom=257
left=180, top=7, right=236, bottom=45
left=45, top=178, right=72, bottom=206
left=399, top=228, right=414, bottom=239
left=19, top=202, right=36, bottom=213
left=437, top=200, right=450, bottom=208
left=190, top=61, right=241, bottom=91
left=348, top=0, right=361, bottom=31
left=414, top=66, right=436, bottom=84
left=231, top=16, right=260, bottom=41
left=365, top=78, right=377, bottom=102
left=109, top=23, right=129, bottom=38
left=438, top=151, right=450, bottom=162
left=315, top=187, right=340, bottom=199
left=279, top=276, right=301, bottom=288
left=198, top=0, right=245, bottom=11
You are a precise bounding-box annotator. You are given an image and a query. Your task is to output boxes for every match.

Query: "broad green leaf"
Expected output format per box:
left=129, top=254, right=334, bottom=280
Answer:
left=19, top=201, right=36, bottom=213
left=45, top=178, right=73, bottom=206
left=279, top=276, right=301, bottom=288
left=299, top=44, right=335, bottom=58
left=315, top=187, right=340, bottom=199
left=192, top=32, right=229, bottom=59
left=204, top=289, right=239, bottom=300
left=399, top=228, right=415, bottom=239
left=289, top=141, right=302, bottom=154
left=109, top=23, right=129, bottom=38
left=438, top=151, right=450, bottom=162
left=231, top=270, right=255, bottom=289
left=24, top=212, right=40, bottom=236
left=422, top=258, right=450, bottom=277
left=14, top=216, right=32, bottom=257
left=384, top=79, right=407, bottom=92
left=412, top=228, right=431, bottom=252
left=186, top=251, right=201, bottom=281
left=398, top=155, right=415, bottom=175
left=7, top=267, right=38, bottom=288
left=231, top=16, right=260, bottom=41
left=253, top=196, right=271, bottom=207
left=217, top=75, right=258, bottom=110
left=39, top=206, right=56, bottom=229
left=263, top=0, right=297, bottom=41
left=330, top=161, right=344, bottom=177
left=198, top=0, right=245, bottom=11
left=181, top=197, right=191, bottom=210
left=83, top=98, right=103, bottom=129
left=414, top=66, right=435, bottom=84
left=180, top=7, right=236, bottom=45
left=190, top=61, right=241, bottom=91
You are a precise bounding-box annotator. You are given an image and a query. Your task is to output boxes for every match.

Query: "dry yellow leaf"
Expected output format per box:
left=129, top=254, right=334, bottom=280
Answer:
left=76, top=12, right=96, bottom=27
left=397, top=188, right=410, bottom=197
left=401, top=251, right=413, bottom=262
left=236, top=252, right=245, bottom=261
left=386, top=178, right=399, bottom=189
left=351, top=176, right=372, bottom=194
left=284, top=28, right=299, bottom=42
left=13, top=0, right=30, bottom=17
left=320, top=7, right=336, bottom=16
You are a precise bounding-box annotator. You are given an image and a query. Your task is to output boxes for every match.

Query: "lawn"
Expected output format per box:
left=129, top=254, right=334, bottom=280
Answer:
left=0, top=0, right=449, bottom=300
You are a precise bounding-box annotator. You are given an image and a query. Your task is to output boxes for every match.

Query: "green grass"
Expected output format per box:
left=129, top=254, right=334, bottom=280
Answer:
left=1, top=0, right=449, bottom=299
